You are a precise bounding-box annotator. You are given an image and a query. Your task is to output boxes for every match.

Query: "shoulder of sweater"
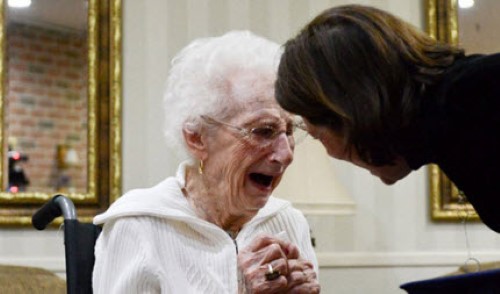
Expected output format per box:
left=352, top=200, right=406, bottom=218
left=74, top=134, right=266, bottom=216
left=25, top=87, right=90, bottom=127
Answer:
left=442, top=53, right=500, bottom=88
left=93, top=176, right=189, bottom=225
left=427, top=52, right=500, bottom=114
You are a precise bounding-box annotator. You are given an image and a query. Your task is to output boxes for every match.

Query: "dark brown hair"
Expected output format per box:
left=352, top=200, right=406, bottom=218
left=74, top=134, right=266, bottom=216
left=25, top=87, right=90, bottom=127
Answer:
left=275, top=4, right=464, bottom=165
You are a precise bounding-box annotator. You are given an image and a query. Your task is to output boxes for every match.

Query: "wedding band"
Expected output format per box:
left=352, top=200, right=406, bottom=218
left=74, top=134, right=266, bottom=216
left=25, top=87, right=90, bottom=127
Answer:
left=265, top=264, right=280, bottom=281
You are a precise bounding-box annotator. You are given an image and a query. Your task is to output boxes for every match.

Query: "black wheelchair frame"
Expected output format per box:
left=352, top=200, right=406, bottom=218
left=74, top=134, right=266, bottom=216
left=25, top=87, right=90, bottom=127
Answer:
left=32, top=195, right=101, bottom=294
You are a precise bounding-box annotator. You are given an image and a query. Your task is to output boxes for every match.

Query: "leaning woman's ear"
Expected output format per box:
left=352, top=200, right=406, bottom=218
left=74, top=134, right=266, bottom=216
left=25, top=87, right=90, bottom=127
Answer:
left=182, top=122, right=208, bottom=161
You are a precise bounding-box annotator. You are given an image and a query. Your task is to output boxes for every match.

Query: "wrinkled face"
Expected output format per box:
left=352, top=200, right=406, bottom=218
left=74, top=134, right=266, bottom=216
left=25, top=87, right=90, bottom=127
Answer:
left=202, top=74, right=295, bottom=214
left=303, top=119, right=411, bottom=185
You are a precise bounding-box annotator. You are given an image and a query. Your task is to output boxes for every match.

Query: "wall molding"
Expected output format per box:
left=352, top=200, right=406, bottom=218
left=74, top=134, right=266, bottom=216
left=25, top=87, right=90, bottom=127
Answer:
left=294, top=201, right=356, bottom=216
left=3, top=251, right=500, bottom=274
left=317, top=251, right=500, bottom=268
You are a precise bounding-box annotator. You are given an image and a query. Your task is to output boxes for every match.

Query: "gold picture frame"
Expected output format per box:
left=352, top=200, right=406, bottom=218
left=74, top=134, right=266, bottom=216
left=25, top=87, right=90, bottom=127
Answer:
left=0, top=0, right=122, bottom=226
left=426, top=0, right=478, bottom=221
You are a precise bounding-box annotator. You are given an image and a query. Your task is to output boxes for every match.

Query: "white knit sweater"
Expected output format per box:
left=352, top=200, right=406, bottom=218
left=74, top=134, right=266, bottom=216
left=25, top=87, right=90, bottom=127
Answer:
left=92, top=162, right=318, bottom=294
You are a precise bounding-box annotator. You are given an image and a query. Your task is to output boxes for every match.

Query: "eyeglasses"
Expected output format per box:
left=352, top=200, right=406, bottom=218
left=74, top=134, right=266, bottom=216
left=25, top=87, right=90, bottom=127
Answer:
left=201, top=115, right=308, bottom=147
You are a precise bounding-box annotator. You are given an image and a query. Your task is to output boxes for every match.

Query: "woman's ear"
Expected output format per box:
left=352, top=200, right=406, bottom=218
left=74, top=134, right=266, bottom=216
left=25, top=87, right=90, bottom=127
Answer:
left=183, top=125, right=208, bottom=160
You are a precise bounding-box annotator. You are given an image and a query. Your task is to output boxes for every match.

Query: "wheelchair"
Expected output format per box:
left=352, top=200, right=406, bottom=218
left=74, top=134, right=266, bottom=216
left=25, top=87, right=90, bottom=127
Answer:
left=32, top=195, right=101, bottom=294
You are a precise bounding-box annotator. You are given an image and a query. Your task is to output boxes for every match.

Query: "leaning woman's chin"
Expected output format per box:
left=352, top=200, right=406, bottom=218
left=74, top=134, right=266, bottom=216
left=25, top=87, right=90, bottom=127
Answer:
left=380, top=176, right=397, bottom=185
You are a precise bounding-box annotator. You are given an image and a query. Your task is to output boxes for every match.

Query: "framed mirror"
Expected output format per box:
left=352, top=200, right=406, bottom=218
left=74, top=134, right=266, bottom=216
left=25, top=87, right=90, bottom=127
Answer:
left=0, top=0, right=122, bottom=226
left=426, top=0, right=498, bottom=221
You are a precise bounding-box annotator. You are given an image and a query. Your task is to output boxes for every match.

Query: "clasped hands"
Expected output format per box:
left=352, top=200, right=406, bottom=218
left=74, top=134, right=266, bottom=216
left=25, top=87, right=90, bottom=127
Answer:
left=237, top=234, right=320, bottom=294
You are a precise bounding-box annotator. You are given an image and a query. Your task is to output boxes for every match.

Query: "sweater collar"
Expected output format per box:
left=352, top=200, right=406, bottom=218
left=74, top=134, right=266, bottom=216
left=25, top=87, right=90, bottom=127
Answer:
left=94, top=161, right=291, bottom=227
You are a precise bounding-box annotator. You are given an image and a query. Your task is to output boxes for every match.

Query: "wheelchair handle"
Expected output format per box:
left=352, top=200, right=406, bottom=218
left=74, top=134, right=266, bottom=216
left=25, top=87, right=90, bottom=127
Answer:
left=32, top=194, right=77, bottom=230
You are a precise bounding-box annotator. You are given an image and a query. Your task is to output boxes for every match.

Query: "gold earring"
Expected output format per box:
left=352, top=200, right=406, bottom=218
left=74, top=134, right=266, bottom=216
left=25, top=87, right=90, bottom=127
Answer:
left=198, top=160, right=204, bottom=175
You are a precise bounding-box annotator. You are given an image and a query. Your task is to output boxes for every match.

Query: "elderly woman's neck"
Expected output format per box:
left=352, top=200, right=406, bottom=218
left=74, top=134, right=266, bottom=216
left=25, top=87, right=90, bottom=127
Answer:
left=183, top=167, right=255, bottom=235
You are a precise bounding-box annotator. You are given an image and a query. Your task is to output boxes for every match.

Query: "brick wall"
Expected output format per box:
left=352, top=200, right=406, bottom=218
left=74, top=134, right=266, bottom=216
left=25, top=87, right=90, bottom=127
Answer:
left=5, top=22, right=88, bottom=193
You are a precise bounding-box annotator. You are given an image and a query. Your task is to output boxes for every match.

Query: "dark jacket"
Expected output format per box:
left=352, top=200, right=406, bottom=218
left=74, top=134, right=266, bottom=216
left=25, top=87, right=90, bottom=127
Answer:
left=398, top=53, right=500, bottom=232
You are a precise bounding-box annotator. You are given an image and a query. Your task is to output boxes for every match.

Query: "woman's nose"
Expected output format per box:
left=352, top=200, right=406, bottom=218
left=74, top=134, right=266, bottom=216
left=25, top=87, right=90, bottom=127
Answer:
left=269, top=133, right=294, bottom=166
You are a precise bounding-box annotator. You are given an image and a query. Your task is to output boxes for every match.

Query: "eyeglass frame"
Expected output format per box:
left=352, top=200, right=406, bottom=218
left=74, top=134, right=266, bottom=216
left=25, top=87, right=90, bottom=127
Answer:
left=200, top=115, right=307, bottom=147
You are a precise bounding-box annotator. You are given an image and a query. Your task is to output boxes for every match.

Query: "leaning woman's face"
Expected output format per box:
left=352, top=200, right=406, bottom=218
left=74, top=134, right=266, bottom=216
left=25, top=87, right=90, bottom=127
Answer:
left=303, top=119, right=411, bottom=185
left=203, top=97, right=295, bottom=214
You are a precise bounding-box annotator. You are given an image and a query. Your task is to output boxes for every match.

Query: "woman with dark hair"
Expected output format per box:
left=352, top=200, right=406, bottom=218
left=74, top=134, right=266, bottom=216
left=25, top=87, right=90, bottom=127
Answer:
left=275, top=5, right=500, bottom=232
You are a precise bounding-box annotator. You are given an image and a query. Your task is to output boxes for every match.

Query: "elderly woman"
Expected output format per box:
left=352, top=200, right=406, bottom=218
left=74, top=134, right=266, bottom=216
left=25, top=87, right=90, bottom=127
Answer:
left=92, top=31, right=320, bottom=294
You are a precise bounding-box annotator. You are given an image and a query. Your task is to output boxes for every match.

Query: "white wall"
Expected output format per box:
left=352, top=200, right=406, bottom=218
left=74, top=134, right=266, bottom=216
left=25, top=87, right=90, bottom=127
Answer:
left=2, top=1, right=500, bottom=293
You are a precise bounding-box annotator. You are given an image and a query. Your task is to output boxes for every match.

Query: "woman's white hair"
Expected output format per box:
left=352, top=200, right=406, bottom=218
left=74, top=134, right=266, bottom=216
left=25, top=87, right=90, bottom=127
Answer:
left=163, top=30, right=282, bottom=161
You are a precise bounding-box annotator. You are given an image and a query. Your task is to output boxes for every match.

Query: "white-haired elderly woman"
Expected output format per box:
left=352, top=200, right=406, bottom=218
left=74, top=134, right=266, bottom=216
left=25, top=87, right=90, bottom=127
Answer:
left=92, top=31, right=320, bottom=294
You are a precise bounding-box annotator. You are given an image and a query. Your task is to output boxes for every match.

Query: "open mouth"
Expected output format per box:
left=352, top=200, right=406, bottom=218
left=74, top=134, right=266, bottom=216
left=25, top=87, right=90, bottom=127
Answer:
left=249, top=173, right=274, bottom=189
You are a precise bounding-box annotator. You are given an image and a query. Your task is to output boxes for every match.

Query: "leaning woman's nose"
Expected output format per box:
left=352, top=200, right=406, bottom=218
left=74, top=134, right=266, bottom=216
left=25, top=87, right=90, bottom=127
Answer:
left=269, top=133, right=294, bottom=165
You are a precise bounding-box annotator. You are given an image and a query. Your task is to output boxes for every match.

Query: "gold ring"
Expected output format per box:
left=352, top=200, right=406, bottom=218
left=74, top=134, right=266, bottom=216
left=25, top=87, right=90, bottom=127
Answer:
left=265, top=264, right=280, bottom=281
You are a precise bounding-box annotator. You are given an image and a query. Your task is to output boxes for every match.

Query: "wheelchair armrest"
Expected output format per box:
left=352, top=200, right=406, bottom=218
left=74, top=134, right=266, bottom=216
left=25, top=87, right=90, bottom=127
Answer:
left=32, top=194, right=77, bottom=230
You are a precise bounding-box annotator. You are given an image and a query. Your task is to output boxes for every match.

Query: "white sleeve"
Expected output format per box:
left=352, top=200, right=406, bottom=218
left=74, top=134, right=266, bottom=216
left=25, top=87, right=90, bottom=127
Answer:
left=279, top=208, right=320, bottom=278
left=92, top=217, right=162, bottom=294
